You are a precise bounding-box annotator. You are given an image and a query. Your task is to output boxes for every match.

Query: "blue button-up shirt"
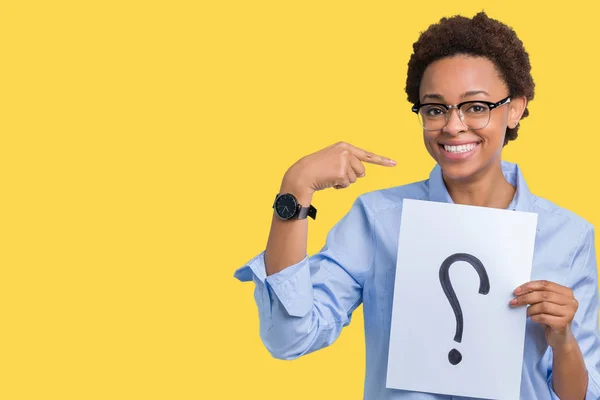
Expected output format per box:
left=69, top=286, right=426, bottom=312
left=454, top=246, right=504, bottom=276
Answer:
left=234, top=161, right=600, bottom=399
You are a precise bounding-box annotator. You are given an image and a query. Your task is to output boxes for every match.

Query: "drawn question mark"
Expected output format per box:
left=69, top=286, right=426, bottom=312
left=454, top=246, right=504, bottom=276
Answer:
left=439, top=253, right=490, bottom=365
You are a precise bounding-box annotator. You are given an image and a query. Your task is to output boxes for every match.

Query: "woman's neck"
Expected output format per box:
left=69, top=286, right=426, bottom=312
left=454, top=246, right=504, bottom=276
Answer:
left=443, top=163, right=516, bottom=209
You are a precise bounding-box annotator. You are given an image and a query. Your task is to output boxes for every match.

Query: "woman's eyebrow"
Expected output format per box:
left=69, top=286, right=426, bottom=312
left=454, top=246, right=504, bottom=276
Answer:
left=461, top=90, right=490, bottom=98
left=422, top=93, right=444, bottom=101
left=421, top=90, right=490, bottom=102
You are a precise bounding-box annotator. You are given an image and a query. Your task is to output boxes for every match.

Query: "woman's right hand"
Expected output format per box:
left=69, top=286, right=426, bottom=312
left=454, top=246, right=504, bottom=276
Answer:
left=282, top=141, right=397, bottom=195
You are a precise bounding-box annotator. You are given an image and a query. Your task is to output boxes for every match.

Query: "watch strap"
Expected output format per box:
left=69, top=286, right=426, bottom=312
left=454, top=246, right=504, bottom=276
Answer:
left=297, top=204, right=317, bottom=220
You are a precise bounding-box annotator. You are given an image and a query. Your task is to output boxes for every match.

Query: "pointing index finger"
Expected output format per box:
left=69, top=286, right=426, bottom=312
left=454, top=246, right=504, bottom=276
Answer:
left=353, top=147, right=396, bottom=166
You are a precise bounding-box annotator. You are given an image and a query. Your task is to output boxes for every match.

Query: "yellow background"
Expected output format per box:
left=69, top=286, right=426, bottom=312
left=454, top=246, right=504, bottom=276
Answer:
left=2, top=1, right=599, bottom=399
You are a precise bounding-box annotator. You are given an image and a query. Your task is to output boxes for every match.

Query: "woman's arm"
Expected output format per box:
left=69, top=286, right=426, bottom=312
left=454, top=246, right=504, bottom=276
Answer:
left=235, top=195, right=377, bottom=359
left=235, top=142, right=395, bottom=359
left=511, top=225, right=600, bottom=400
left=511, top=279, right=586, bottom=399
left=551, top=334, right=587, bottom=400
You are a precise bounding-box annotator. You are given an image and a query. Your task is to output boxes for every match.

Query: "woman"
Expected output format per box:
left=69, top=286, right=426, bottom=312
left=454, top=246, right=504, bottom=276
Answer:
left=234, top=12, right=600, bottom=399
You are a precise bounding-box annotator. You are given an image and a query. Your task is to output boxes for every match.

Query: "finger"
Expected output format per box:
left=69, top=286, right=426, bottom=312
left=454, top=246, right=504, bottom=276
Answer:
left=529, top=313, right=566, bottom=329
left=514, top=280, right=572, bottom=297
left=509, top=290, right=571, bottom=307
left=526, top=302, right=570, bottom=318
left=333, top=173, right=351, bottom=190
left=347, top=165, right=358, bottom=184
left=349, top=155, right=366, bottom=177
left=352, top=146, right=396, bottom=166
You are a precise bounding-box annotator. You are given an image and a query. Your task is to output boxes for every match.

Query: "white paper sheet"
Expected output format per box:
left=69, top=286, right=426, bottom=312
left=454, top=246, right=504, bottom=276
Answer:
left=386, top=199, right=538, bottom=400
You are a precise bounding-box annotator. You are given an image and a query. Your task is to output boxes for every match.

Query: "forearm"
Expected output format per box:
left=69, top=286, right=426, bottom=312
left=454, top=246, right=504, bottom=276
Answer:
left=264, top=176, right=313, bottom=276
left=551, top=336, right=588, bottom=400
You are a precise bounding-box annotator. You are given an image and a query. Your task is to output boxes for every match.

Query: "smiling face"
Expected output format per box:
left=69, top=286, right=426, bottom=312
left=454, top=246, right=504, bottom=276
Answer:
left=419, top=55, right=526, bottom=182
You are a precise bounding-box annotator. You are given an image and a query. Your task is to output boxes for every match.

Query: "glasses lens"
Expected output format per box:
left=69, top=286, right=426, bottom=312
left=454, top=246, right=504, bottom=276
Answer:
left=418, top=105, right=447, bottom=130
left=459, top=102, right=491, bottom=130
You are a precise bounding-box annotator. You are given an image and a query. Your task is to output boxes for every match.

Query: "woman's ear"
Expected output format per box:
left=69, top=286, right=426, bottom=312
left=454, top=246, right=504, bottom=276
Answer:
left=508, top=95, right=527, bottom=129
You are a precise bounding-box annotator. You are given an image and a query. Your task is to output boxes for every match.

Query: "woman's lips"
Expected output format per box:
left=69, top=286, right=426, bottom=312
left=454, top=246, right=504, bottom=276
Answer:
left=438, top=142, right=480, bottom=160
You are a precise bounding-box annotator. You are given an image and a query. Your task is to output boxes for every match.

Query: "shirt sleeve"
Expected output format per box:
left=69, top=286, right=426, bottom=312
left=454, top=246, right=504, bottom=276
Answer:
left=547, top=225, right=600, bottom=399
left=233, top=196, right=376, bottom=360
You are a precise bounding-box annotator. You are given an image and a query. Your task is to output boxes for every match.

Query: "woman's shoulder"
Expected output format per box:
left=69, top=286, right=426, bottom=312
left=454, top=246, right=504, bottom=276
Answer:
left=530, top=194, right=594, bottom=233
left=529, top=195, right=595, bottom=261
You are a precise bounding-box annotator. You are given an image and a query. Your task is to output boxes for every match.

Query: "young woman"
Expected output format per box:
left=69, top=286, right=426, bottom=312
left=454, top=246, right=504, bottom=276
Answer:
left=234, top=12, right=600, bottom=399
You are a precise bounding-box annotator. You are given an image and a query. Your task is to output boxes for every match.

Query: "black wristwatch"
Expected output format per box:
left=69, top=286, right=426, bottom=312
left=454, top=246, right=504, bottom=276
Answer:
left=273, top=193, right=317, bottom=220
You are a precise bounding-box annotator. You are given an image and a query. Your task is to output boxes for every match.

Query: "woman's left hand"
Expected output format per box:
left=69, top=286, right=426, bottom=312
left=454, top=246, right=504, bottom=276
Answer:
left=510, top=280, right=579, bottom=350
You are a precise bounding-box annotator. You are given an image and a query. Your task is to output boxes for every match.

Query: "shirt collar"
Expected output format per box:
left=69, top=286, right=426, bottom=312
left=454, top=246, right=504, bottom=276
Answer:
left=427, top=160, right=535, bottom=213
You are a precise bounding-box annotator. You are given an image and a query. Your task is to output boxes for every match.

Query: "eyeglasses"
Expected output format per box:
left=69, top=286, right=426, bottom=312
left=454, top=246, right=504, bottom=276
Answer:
left=411, top=96, right=511, bottom=131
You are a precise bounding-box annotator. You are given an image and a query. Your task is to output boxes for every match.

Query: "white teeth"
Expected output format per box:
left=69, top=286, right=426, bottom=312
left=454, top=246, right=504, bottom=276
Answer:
left=444, top=143, right=477, bottom=153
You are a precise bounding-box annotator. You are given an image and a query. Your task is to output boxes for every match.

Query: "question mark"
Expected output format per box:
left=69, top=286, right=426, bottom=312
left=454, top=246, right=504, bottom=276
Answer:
left=439, top=253, right=490, bottom=365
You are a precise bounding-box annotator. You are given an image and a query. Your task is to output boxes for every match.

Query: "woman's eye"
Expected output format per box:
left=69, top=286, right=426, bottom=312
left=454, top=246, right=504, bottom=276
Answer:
left=464, top=103, right=489, bottom=114
left=424, top=106, right=445, bottom=117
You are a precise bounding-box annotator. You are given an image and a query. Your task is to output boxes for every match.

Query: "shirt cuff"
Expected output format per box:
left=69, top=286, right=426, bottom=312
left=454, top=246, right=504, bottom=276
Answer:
left=233, top=252, right=269, bottom=283
left=548, top=361, right=600, bottom=399
left=234, top=252, right=314, bottom=318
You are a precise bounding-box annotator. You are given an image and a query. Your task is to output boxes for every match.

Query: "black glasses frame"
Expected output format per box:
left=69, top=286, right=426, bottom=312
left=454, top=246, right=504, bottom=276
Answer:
left=411, top=96, right=511, bottom=114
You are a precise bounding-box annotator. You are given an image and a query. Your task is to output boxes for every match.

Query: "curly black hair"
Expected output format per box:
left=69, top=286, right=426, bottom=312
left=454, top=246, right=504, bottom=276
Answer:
left=406, top=12, right=535, bottom=145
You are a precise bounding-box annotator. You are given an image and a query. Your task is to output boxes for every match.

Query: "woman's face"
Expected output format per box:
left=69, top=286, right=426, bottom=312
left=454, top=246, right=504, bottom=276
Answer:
left=418, top=55, right=525, bottom=182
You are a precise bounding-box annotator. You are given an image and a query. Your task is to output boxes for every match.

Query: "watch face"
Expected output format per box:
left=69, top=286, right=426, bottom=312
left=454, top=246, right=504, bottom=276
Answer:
left=275, top=194, right=297, bottom=220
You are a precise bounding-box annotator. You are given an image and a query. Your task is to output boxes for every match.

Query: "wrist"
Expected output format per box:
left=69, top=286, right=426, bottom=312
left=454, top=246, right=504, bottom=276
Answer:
left=281, top=173, right=314, bottom=206
left=551, top=332, right=579, bottom=354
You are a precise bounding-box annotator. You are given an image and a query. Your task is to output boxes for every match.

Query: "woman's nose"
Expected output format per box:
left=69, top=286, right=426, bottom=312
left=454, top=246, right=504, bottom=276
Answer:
left=443, top=108, right=467, bottom=136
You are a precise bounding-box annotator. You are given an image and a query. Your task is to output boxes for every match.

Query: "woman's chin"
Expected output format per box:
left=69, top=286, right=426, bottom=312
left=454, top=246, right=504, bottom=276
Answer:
left=439, top=160, right=481, bottom=182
